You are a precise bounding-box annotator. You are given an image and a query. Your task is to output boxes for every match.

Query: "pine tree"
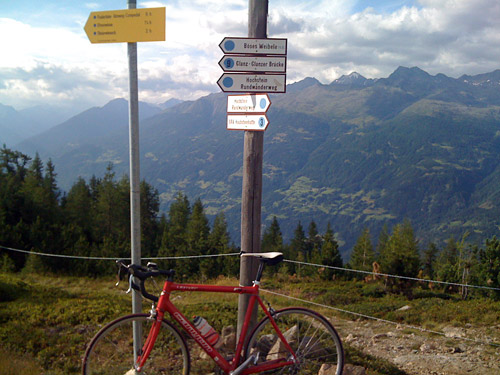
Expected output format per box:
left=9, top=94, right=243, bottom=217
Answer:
left=379, top=221, right=418, bottom=275
left=43, top=159, right=60, bottom=209
left=167, top=192, right=190, bottom=253
left=94, top=165, right=130, bottom=258
left=376, top=223, right=390, bottom=260
left=207, top=212, right=236, bottom=278
left=422, top=242, right=439, bottom=279
left=64, top=177, right=93, bottom=240
left=306, top=220, right=322, bottom=265
left=436, top=236, right=460, bottom=290
left=478, top=236, right=500, bottom=299
left=261, top=216, right=283, bottom=253
left=21, top=152, right=44, bottom=220
left=261, top=216, right=284, bottom=275
left=0, top=147, right=30, bottom=269
left=288, top=221, right=307, bottom=276
left=140, top=180, right=160, bottom=258
left=350, top=227, right=375, bottom=275
left=318, top=222, right=343, bottom=280
left=379, top=220, right=420, bottom=294
left=182, top=198, right=209, bottom=279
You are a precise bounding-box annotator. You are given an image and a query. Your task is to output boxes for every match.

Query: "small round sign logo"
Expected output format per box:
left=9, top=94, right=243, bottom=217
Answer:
left=222, top=77, right=234, bottom=88
left=259, top=98, right=267, bottom=110
left=224, top=40, right=235, bottom=52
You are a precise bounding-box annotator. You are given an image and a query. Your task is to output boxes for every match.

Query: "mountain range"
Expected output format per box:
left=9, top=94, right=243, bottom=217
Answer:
left=14, top=66, right=500, bottom=256
left=0, top=103, right=82, bottom=146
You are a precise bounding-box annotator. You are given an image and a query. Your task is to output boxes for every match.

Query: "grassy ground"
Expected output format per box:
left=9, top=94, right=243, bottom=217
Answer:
left=0, top=270, right=499, bottom=374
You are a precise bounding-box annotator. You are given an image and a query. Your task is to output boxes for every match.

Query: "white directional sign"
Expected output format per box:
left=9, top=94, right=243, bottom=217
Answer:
left=218, top=73, right=286, bottom=93
left=219, top=55, right=286, bottom=73
left=227, top=94, right=271, bottom=113
left=227, top=114, right=269, bottom=131
left=219, top=37, right=287, bottom=55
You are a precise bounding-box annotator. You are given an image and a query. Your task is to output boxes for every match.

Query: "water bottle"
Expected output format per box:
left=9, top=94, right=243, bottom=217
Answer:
left=193, top=316, right=221, bottom=348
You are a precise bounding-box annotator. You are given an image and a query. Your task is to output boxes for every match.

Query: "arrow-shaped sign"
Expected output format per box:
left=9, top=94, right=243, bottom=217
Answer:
left=84, top=7, right=165, bottom=43
left=227, top=114, right=269, bottom=131
left=219, top=55, right=286, bottom=73
left=219, top=37, right=287, bottom=55
left=227, top=94, right=271, bottom=113
left=217, top=73, right=286, bottom=93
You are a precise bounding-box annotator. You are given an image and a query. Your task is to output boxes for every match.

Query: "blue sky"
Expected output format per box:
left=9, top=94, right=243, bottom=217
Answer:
left=1, top=0, right=499, bottom=111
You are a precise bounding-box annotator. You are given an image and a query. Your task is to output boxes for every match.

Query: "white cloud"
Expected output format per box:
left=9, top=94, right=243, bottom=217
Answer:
left=84, top=3, right=100, bottom=9
left=0, top=17, right=130, bottom=108
left=277, top=0, right=500, bottom=82
left=2, top=1, right=500, bottom=109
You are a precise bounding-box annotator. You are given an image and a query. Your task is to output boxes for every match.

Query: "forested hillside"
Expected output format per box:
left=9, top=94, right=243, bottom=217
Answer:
left=1, top=146, right=500, bottom=300
left=14, top=67, right=500, bottom=256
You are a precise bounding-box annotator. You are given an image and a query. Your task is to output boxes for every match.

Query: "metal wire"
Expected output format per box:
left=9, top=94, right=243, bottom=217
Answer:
left=261, top=288, right=500, bottom=348
left=2, top=244, right=499, bottom=291
left=284, top=259, right=500, bottom=292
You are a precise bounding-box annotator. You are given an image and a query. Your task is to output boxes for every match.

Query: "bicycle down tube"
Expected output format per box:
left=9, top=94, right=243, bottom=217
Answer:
left=137, top=280, right=298, bottom=374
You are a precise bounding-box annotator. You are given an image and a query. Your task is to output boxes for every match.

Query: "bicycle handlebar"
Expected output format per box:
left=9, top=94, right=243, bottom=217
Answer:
left=115, top=252, right=283, bottom=302
left=116, top=260, right=175, bottom=303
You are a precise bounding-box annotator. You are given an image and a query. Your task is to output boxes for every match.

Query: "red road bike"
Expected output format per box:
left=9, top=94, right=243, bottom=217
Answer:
left=82, top=252, right=344, bottom=374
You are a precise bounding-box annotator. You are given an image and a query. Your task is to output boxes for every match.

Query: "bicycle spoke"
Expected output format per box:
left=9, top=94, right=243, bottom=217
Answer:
left=83, top=314, right=190, bottom=375
left=245, top=308, right=344, bottom=374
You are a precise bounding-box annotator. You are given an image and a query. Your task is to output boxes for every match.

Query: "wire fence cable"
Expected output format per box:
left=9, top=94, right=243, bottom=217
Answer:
left=2, top=244, right=500, bottom=291
left=2, top=243, right=499, bottom=347
left=0, top=245, right=239, bottom=261
left=284, top=259, right=500, bottom=292
left=261, top=288, right=500, bottom=348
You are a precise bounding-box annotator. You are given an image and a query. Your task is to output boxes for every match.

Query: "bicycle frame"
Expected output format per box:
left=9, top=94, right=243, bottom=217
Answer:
left=135, top=279, right=298, bottom=374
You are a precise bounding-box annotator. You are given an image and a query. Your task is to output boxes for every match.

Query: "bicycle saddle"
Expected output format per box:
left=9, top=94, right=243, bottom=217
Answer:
left=241, top=251, right=283, bottom=265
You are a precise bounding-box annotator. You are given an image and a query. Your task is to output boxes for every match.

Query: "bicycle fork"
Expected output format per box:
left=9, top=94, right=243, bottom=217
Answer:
left=134, top=309, right=163, bottom=372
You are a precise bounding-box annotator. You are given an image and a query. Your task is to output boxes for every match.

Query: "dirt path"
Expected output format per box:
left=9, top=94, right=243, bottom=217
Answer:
left=332, top=318, right=500, bottom=374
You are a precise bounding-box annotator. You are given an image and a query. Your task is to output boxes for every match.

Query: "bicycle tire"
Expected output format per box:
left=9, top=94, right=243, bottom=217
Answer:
left=244, top=307, right=344, bottom=375
left=82, top=313, right=190, bottom=375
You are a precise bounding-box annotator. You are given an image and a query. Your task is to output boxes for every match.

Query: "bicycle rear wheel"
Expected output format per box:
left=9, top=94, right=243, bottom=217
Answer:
left=82, top=313, right=190, bottom=375
left=244, top=307, right=344, bottom=375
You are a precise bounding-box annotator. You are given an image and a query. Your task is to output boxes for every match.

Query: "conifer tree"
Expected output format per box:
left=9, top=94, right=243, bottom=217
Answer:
left=94, top=166, right=130, bottom=259
left=478, top=236, right=500, bottom=299
left=376, top=223, right=390, bottom=260
left=318, top=222, right=343, bottom=280
left=287, top=221, right=307, bottom=276
left=422, top=242, right=439, bottom=279
left=261, top=216, right=283, bottom=253
left=379, top=220, right=420, bottom=293
left=43, top=159, right=60, bottom=210
left=166, top=192, right=190, bottom=253
left=436, top=236, right=460, bottom=288
left=306, top=220, right=322, bottom=262
left=64, top=177, right=94, bottom=240
left=206, top=212, right=235, bottom=278
left=0, top=147, right=30, bottom=269
left=350, top=227, right=375, bottom=275
left=140, top=180, right=160, bottom=258
left=182, top=198, right=209, bottom=279
left=261, top=216, right=284, bottom=275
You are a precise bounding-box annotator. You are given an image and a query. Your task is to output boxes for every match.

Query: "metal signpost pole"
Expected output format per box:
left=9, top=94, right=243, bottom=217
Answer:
left=84, top=4, right=165, bottom=368
left=127, top=0, right=142, bottom=365
left=237, top=0, right=268, bottom=337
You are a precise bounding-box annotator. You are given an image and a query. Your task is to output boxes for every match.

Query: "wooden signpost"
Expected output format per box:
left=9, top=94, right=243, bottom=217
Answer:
left=217, top=1, right=287, bottom=336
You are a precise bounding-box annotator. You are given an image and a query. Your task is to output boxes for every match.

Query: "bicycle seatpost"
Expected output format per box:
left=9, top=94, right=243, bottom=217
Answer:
left=254, top=262, right=265, bottom=284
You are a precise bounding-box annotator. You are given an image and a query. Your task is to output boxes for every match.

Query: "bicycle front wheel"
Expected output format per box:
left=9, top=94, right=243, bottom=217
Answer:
left=244, top=307, right=344, bottom=375
left=82, top=313, right=190, bottom=375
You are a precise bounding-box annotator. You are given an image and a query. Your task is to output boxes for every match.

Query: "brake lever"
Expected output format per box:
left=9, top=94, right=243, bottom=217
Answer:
left=126, top=274, right=133, bottom=294
left=115, top=268, right=122, bottom=287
